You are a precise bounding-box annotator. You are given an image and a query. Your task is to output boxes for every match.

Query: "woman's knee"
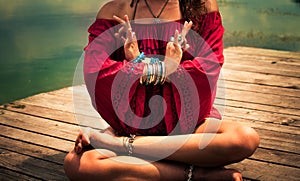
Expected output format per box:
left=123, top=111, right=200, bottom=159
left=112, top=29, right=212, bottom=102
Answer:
left=64, top=149, right=80, bottom=180
left=230, top=124, right=260, bottom=159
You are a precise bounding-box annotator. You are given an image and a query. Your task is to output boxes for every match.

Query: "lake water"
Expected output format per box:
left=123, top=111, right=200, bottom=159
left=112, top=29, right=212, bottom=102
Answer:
left=0, top=0, right=299, bottom=105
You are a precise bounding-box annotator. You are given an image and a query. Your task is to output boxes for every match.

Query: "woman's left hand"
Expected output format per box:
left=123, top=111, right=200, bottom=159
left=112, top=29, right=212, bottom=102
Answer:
left=113, top=15, right=140, bottom=61
left=74, top=129, right=91, bottom=154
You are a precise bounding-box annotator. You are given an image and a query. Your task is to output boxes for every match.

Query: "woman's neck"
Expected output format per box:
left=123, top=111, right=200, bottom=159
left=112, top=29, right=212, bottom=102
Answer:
left=133, top=0, right=181, bottom=20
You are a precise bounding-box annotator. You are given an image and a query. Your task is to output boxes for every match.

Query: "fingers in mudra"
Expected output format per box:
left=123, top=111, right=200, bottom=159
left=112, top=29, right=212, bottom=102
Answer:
left=169, top=21, right=193, bottom=51
left=113, top=15, right=140, bottom=61
left=181, top=21, right=193, bottom=50
left=113, top=15, right=133, bottom=42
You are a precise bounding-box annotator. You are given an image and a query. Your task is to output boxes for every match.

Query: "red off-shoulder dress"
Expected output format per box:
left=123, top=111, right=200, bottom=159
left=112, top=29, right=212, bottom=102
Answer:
left=84, top=12, right=224, bottom=136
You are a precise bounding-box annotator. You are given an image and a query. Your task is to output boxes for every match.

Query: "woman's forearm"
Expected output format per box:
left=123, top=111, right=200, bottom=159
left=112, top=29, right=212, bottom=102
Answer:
left=89, top=128, right=235, bottom=167
left=89, top=119, right=252, bottom=168
left=129, top=133, right=228, bottom=167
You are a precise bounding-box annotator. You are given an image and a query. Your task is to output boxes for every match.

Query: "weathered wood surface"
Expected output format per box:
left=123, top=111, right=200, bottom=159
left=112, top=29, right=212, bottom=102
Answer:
left=0, top=47, right=299, bottom=180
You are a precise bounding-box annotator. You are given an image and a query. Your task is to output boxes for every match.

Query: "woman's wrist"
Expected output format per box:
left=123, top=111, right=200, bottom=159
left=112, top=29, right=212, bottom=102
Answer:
left=138, top=57, right=167, bottom=85
left=164, top=57, right=180, bottom=76
left=127, top=51, right=141, bottom=62
left=89, top=130, right=124, bottom=152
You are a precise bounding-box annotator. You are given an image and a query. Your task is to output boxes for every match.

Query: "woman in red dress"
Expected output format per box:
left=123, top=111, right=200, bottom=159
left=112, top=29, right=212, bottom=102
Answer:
left=64, top=0, right=260, bottom=180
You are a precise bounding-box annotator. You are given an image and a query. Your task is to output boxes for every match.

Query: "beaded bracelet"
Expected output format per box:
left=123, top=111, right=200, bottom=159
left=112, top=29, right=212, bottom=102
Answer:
left=133, top=52, right=145, bottom=63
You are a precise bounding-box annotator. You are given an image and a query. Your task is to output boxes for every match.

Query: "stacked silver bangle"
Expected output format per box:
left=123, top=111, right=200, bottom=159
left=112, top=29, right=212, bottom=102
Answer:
left=131, top=52, right=167, bottom=85
left=140, top=59, right=167, bottom=85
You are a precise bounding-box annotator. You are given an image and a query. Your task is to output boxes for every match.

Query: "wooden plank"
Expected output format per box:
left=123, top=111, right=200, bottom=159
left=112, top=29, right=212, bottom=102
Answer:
left=0, top=125, right=74, bottom=153
left=222, top=114, right=300, bottom=135
left=0, top=148, right=68, bottom=181
left=0, top=167, right=39, bottom=181
left=0, top=136, right=66, bottom=165
left=227, top=159, right=300, bottom=181
left=215, top=98, right=300, bottom=117
left=0, top=106, right=108, bottom=132
left=225, top=47, right=300, bottom=61
left=223, top=62, right=300, bottom=78
left=258, top=132, right=299, bottom=154
left=0, top=110, right=78, bottom=141
left=251, top=148, right=300, bottom=169
left=224, top=120, right=300, bottom=154
left=0, top=102, right=108, bottom=129
left=1, top=102, right=77, bottom=124
left=224, top=53, right=300, bottom=70
left=4, top=86, right=103, bottom=120
left=222, top=104, right=300, bottom=127
left=12, top=88, right=74, bottom=113
left=223, top=81, right=300, bottom=98
left=222, top=88, right=300, bottom=109
left=222, top=69, right=300, bottom=88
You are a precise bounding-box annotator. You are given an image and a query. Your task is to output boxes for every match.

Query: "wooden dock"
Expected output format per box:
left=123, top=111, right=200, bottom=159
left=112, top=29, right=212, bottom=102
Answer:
left=1, top=47, right=300, bottom=180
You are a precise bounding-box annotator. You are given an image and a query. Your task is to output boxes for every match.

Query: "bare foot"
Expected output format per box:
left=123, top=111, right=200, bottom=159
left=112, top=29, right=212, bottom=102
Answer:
left=194, top=167, right=242, bottom=181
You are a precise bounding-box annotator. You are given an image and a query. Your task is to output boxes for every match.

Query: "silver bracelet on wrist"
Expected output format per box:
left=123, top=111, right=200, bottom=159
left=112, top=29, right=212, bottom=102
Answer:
left=123, top=134, right=136, bottom=156
left=140, top=57, right=167, bottom=85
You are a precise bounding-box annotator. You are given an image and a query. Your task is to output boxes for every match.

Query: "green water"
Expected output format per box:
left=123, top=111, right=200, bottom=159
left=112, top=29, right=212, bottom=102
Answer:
left=0, top=0, right=299, bottom=105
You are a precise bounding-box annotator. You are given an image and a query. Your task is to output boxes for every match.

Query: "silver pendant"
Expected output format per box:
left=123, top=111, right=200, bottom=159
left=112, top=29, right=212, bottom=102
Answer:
left=154, top=18, right=160, bottom=23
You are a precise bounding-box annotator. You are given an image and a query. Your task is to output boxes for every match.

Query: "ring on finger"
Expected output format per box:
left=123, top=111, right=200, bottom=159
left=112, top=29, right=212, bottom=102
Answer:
left=169, top=35, right=183, bottom=43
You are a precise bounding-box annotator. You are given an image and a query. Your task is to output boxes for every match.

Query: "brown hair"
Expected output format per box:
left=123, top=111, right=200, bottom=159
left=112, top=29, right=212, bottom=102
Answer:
left=179, top=0, right=207, bottom=20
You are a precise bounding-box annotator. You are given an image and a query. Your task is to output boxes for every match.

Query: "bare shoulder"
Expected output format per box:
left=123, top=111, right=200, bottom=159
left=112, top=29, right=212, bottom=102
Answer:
left=96, top=0, right=129, bottom=19
left=203, top=0, right=219, bottom=13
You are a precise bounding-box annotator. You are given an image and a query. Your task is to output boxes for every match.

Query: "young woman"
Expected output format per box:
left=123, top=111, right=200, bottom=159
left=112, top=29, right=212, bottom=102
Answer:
left=64, top=0, right=260, bottom=180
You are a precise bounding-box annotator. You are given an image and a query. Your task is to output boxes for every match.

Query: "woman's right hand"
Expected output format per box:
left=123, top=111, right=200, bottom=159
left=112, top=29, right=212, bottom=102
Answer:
left=74, top=130, right=90, bottom=154
left=113, top=15, right=140, bottom=61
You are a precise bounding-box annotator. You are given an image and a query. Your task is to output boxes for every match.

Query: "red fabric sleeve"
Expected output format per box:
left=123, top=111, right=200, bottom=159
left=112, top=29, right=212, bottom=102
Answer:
left=172, top=12, right=225, bottom=128
left=83, top=19, right=144, bottom=132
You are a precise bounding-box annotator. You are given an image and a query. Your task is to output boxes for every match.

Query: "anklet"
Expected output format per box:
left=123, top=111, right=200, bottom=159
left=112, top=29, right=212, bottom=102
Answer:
left=184, top=165, right=194, bottom=181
